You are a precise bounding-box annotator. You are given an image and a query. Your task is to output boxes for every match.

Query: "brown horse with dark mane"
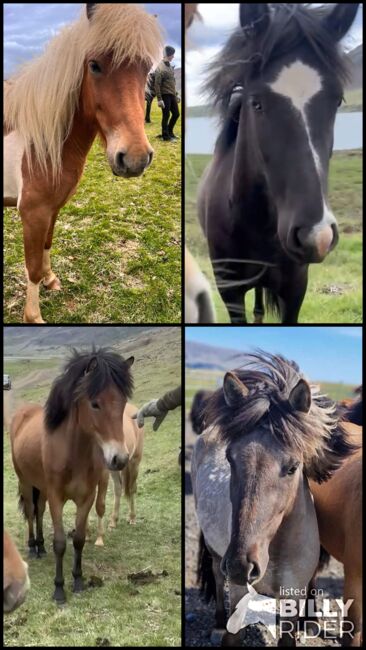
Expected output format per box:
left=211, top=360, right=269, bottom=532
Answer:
left=10, top=348, right=134, bottom=604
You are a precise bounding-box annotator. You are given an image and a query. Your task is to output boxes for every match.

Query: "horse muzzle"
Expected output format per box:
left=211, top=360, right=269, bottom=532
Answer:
left=107, top=451, right=129, bottom=471
left=220, top=551, right=263, bottom=587
left=3, top=569, right=30, bottom=613
left=111, top=149, right=153, bottom=178
left=286, top=222, right=338, bottom=263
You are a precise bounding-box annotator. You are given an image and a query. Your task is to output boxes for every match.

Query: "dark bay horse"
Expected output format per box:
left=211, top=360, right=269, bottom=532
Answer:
left=4, top=4, right=162, bottom=323
left=4, top=530, right=30, bottom=613
left=10, top=348, right=134, bottom=604
left=192, top=352, right=357, bottom=645
left=198, top=3, right=359, bottom=323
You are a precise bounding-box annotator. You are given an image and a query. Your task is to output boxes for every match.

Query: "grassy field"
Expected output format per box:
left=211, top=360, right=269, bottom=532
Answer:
left=185, top=150, right=362, bottom=323
left=185, top=367, right=356, bottom=413
left=4, top=104, right=181, bottom=324
left=4, top=329, right=181, bottom=647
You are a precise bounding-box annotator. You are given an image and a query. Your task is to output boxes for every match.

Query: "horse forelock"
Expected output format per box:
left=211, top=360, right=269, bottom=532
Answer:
left=44, top=348, right=133, bottom=432
left=4, top=4, right=163, bottom=181
left=205, top=351, right=358, bottom=482
left=204, top=4, right=350, bottom=121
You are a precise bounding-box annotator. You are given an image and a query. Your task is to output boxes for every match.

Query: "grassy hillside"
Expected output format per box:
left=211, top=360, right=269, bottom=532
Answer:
left=4, top=328, right=181, bottom=646
left=186, top=150, right=362, bottom=323
left=4, top=103, right=181, bottom=324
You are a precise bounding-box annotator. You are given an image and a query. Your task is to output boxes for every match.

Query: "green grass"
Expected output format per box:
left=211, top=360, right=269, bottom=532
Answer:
left=4, top=104, right=181, bottom=324
left=4, top=331, right=181, bottom=647
left=185, top=150, right=362, bottom=323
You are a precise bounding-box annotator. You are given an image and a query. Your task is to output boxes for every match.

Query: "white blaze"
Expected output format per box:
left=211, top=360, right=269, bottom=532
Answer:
left=268, top=60, right=336, bottom=230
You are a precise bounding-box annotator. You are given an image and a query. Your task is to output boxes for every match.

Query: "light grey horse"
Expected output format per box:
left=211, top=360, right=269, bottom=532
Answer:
left=191, top=352, right=355, bottom=646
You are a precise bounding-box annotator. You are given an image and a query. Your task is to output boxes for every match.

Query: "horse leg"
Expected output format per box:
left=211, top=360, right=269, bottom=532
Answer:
left=42, top=212, right=62, bottom=291
left=35, top=492, right=47, bottom=557
left=341, top=570, right=362, bottom=647
left=95, top=471, right=109, bottom=547
left=20, top=484, right=37, bottom=558
left=21, top=208, right=52, bottom=323
left=217, top=285, right=247, bottom=324
left=278, top=269, right=308, bottom=324
left=48, top=490, right=67, bottom=603
left=124, top=461, right=139, bottom=525
left=72, top=492, right=96, bottom=593
left=210, top=552, right=226, bottom=643
left=109, top=471, right=123, bottom=529
left=253, top=286, right=264, bottom=324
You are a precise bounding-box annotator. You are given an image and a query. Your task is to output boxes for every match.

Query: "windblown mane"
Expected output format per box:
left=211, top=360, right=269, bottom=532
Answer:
left=205, top=351, right=358, bottom=483
left=204, top=3, right=350, bottom=120
left=4, top=4, right=163, bottom=180
left=45, top=347, right=134, bottom=432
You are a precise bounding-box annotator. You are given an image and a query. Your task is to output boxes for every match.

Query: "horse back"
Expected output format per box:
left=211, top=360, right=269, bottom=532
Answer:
left=10, top=404, right=43, bottom=442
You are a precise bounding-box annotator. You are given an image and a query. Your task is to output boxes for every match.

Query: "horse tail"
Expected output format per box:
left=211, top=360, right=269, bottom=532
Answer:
left=197, top=531, right=216, bottom=603
left=18, top=485, right=40, bottom=520
left=265, top=289, right=281, bottom=318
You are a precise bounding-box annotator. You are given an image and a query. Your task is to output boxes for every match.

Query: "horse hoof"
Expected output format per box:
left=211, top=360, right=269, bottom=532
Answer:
left=36, top=548, right=47, bottom=558
left=108, top=521, right=117, bottom=529
left=128, top=518, right=136, bottom=526
left=73, top=578, right=86, bottom=593
left=28, top=547, right=37, bottom=558
left=95, top=537, right=104, bottom=547
left=24, top=315, right=45, bottom=324
left=44, top=276, right=62, bottom=291
left=53, top=588, right=66, bottom=605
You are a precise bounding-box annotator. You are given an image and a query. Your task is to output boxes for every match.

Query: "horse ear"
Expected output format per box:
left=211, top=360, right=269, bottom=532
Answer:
left=86, top=3, right=97, bottom=20
left=125, top=356, right=134, bottom=368
left=239, top=4, right=270, bottom=38
left=322, top=3, right=359, bottom=42
left=288, top=379, right=311, bottom=413
left=223, top=372, right=249, bottom=407
left=85, top=356, right=98, bottom=373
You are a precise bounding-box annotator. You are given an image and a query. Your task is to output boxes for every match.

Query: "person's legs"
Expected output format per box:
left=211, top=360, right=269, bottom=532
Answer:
left=161, top=94, right=172, bottom=140
left=168, top=96, right=180, bottom=138
left=145, top=97, right=152, bottom=122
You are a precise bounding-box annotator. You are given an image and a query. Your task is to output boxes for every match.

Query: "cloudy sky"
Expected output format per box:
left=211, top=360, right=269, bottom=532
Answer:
left=187, top=3, right=363, bottom=106
left=4, top=3, right=181, bottom=78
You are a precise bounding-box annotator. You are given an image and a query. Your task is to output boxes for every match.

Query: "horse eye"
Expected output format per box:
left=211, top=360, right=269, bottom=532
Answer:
left=287, top=464, right=299, bottom=476
left=91, top=401, right=100, bottom=410
left=337, top=95, right=344, bottom=107
left=89, top=60, right=101, bottom=74
left=251, top=98, right=262, bottom=112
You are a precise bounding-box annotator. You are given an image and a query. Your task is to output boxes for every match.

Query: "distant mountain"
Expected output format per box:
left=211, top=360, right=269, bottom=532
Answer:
left=186, top=340, right=249, bottom=370
left=4, top=326, right=156, bottom=356
left=347, top=44, right=363, bottom=90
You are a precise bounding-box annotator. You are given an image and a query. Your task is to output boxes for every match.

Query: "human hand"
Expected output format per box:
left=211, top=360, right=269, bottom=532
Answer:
left=157, top=100, right=165, bottom=109
left=176, top=95, right=181, bottom=103
left=132, top=399, right=168, bottom=430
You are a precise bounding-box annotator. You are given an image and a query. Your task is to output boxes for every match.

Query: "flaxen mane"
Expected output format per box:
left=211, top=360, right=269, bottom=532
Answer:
left=4, top=4, right=163, bottom=179
left=45, top=348, right=134, bottom=432
left=205, top=351, right=358, bottom=482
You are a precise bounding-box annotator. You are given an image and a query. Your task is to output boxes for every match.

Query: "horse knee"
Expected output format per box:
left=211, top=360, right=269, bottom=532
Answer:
left=95, top=499, right=106, bottom=519
left=53, top=537, right=66, bottom=557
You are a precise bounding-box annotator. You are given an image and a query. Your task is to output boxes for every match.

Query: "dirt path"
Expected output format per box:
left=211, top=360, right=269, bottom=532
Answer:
left=185, top=419, right=344, bottom=647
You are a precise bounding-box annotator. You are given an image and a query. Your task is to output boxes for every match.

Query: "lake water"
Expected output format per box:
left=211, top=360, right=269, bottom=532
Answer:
left=186, top=111, right=362, bottom=154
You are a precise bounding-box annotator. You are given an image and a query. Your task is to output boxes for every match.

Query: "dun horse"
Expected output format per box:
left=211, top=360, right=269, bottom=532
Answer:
left=192, top=352, right=357, bottom=646
left=198, top=4, right=358, bottom=323
left=4, top=4, right=162, bottom=323
left=10, top=348, right=134, bottom=604
left=4, top=530, right=30, bottom=613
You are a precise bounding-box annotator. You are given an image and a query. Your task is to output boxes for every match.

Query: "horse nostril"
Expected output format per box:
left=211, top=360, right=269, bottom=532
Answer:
left=116, top=151, right=125, bottom=169
left=247, top=560, right=260, bottom=584
left=111, top=454, right=118, bottom=469
left=292, top=227, right=302, bottom=249
left=148, top=151, right=153, bottom=166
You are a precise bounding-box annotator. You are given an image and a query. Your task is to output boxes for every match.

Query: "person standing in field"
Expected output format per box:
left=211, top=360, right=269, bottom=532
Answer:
left=155, top=45, right=180, bottom=141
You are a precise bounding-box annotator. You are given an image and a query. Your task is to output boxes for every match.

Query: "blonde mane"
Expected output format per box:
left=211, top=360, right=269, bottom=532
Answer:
left=4, top=4, right=163, bottom=180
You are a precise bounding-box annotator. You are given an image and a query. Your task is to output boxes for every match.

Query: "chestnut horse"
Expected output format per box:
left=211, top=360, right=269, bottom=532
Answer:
left=4, top=530, right=30, bottom=613
left=4, top=4, right=162, bottom=323
left=310, top=421, right=362, bottom=647
left=10, top=348, right=134, bottom=604
left=192, top=352, right=357, bottom=646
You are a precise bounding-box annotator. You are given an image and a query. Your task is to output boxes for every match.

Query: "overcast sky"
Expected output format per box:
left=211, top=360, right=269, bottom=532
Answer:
left=187, top=3, right=363, bottom=106
left=4, top=3, right=181, bottom=78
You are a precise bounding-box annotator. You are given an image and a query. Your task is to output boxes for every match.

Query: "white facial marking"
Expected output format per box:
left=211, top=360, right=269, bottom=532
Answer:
left=268, top=61, right=322, bottom=174
left=101, top=442, right=121, bottom=465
